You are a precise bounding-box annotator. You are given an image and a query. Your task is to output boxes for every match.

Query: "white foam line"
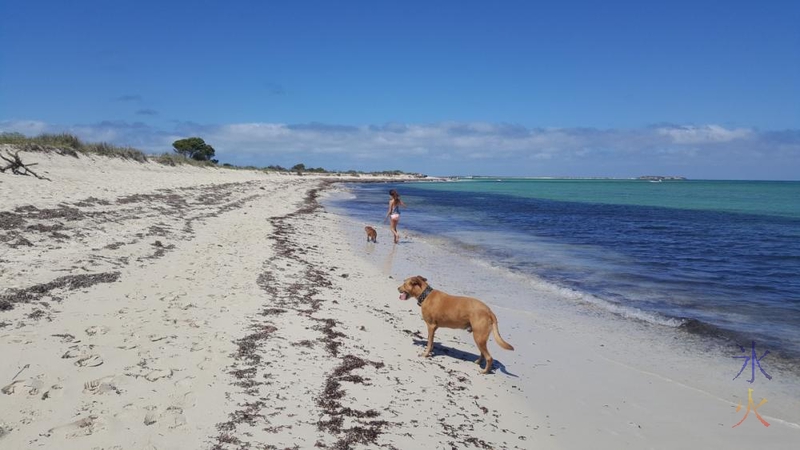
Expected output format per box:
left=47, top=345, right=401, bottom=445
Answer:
left=459, top=251, right=687, bottom=328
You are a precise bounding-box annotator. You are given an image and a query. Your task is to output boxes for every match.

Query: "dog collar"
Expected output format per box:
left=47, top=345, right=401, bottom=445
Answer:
left=417, top=286, right=433, bottom=306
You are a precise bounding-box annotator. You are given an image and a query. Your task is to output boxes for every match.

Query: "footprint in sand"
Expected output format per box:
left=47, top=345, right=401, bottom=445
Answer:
left=116, top=343, right=139, bottom=350
left=83, top=376, right=121, bottom=395
left=0, top=422, right=12, bottom=439
left=75, top=355, right=104, bottom=367
left=156, top=406, right=187, bottom=429
left=143, top=410, right=159, bottom=426
left=173, top=376, right=195, bottom=390
left=111, top=403, right=138, bottom=422
left=51, top=333, right=78, bottom=343
left=2, top=378, right=44, bottom=396
left=46, top=415, right=105, bottom=438
left=41, top=384, right=64, bottom=400
left=85, top=325, right=109, bottom=336
left=196, top=357, right=213, bottom=370
left=1, top=380, right=24, bottom=395
left=62, top=346, right=90, bottom=359
left=187, top=319, right=207, bottom=328
left=213, top=332, right=227, bottom=341
left=145, top=369, right=173, bottom=382
left=173, top=391, right=197, bottom=409
left=160, top=293, right=185, bottom=303
left=189, top=342, right=205, bottom=352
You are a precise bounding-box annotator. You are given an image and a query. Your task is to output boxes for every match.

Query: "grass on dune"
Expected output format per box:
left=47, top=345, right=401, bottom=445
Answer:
left=0, top=132, right=215, bottom=167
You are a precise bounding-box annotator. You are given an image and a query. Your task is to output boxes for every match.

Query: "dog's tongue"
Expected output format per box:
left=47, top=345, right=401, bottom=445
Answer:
left=399, top=292, right=408, bottom=301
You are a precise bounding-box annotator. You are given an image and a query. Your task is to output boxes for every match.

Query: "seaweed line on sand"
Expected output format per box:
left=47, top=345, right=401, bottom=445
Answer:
left=0, top=272, right=121, bottom=312
left=212, top=182, right=399, bottom=450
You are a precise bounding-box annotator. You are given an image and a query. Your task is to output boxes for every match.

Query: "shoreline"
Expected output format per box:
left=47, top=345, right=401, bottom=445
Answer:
left=323, top=182, right=800, bottom=445
left=339, top=209, right=800, bottom=375
left=2, top=152, right=798, bottom=449
left=325, top=179, right=800, bottom=370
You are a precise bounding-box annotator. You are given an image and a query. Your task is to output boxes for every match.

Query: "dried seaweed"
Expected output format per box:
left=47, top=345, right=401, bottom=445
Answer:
left=0, top=272, right=120, bottom=312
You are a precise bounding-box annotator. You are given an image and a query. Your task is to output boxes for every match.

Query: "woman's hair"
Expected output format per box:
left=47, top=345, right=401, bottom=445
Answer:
left=389, top=189, right=399, bottom=200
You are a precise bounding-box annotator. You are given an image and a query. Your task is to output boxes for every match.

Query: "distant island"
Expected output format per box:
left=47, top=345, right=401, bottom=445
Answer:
left=637, top=175, right=687, bottom=181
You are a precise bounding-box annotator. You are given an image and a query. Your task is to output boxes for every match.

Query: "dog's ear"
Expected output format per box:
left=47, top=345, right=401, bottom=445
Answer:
left=417, top=275, right=427, bottom=282
left=411, top=276, right=427, bottom=286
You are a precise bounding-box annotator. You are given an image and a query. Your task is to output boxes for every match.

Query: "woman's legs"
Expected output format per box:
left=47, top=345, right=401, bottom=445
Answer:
left=390, top=217, right=400, bottom=243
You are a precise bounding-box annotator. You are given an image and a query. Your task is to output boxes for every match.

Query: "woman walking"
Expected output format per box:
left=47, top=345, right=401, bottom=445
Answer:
left=383, top=189, right=406, bottom=244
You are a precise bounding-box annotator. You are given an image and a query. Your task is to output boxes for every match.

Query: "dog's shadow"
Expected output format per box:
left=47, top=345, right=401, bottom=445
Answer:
left=412, top=339, right=519, bottom=377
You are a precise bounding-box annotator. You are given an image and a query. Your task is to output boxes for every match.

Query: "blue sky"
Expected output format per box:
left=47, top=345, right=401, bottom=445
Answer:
left=1, top=0, right=798, bottom=179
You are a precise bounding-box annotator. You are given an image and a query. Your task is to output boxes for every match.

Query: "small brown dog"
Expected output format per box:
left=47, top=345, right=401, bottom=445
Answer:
left=398, top=276, right=513, bottom=374
left=365, top=226, right=377, bottom=243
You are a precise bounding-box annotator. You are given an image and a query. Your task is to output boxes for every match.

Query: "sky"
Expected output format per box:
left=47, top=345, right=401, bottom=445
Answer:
left=1, top=0, right=798, bottom=179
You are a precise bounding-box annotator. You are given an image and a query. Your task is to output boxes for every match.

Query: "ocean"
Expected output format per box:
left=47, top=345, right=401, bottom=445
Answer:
left=325, top=178, right=800, bottom=362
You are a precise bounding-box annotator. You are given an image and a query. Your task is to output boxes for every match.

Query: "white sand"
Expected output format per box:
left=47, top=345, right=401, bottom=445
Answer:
left=1, top=149, right=798, bottom=449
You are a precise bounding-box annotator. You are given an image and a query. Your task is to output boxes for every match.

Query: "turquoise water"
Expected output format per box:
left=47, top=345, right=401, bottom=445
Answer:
left=417, top=178, right=800, bottom=219
left=330, top=179, right=800, bottom=360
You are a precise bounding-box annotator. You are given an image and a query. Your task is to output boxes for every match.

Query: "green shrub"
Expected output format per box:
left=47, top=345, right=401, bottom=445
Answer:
left=152, top=153, right=217, bottom=168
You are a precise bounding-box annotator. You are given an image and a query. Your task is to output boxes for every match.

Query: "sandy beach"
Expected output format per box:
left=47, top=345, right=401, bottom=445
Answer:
left=2, top=149, right=799, bottom=450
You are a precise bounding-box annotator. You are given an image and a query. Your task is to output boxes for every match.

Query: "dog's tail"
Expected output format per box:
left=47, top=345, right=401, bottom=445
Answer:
left=491, top=313, right=514, bottom=351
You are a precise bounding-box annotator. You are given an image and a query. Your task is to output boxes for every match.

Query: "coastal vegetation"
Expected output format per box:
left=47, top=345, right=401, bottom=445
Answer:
left=0, top=132, right=416, bottom=176
left=172, top=137, right=217, bottom=163
left=0, top=132, right=149, bottom=162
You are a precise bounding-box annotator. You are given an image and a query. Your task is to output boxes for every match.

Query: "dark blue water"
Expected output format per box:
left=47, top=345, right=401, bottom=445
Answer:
left=328, top=180, right=800, bottom=360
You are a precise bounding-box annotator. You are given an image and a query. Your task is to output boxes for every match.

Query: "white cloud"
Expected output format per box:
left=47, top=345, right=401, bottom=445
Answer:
left=0, top=120, right=49, bottom=136
left=656, top=124, right=753, bottom=144
left=1, top=120, right=797, bottom=179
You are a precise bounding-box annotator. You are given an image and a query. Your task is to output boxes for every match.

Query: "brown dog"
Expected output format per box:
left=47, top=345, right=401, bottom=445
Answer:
left=398, top=276, right=513, bottom=374
left=364, top=226, right=377, bottom=243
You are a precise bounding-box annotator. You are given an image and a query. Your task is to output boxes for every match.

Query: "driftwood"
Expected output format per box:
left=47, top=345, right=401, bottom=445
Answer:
left=0, top=150, right=51, bottom=181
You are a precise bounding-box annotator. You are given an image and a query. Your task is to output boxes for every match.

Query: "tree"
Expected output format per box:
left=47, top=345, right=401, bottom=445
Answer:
left=291, top=163, right=306, bottom=172
left=172, top=137, right=216, bottom=161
